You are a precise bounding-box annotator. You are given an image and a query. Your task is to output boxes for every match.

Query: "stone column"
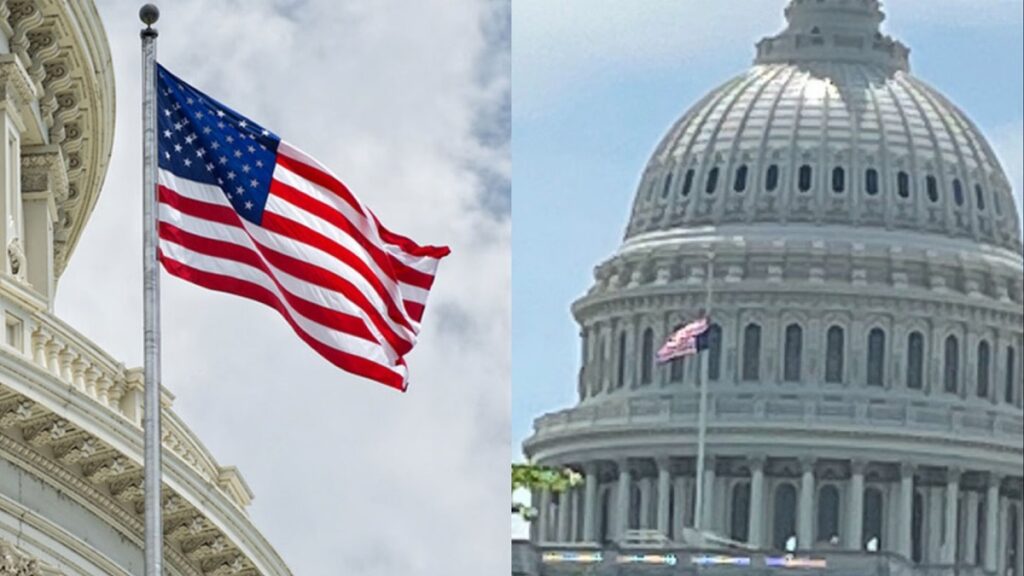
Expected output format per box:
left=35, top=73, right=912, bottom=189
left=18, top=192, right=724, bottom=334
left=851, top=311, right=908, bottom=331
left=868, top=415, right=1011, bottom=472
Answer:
left=964, top=491, right=979, bottom=565
left=1011, top=498, right=1019, bottom=576
left=942, top=469, right=960, bottom=564
left=656, top=459, right=671, bottom=536
left=748, top=457, right=765, bottom=547
left=672, top=476, right=687, bottom=540
left=701, top=458, right=717, bottom=531
left=997, top=497, right=1008, bottom=576
left=984, top=475, right=1000, bottom=573
left=798, top=459, right=815, bottom=550
left=616, top=461, right=631, bottom=539
left=898, top=463, right=915, bottom=559
left=538, top=488, right=552, bottom=543
left=847, top=460, right=865, bottom=550
left=638, top=477, right=652, bottom=529
left=927, top=487, right=943, bottom=563
left=570, top=487, right=581, bottom=542
left=557, top=491, right=571, bottom=542
left=583, top=465, right=598, bottom=542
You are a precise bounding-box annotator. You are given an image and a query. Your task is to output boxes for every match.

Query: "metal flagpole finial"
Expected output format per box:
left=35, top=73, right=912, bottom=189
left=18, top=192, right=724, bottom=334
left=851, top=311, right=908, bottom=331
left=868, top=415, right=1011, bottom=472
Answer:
left=140, top=4, right=159, bottom=36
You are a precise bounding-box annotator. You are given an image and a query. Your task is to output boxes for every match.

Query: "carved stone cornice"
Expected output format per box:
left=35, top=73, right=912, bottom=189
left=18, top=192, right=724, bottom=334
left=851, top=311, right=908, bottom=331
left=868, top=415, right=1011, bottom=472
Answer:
left=21, top=145, right=67, bottom=204
left=0, top=53, right=35, bottom=108
left=0, top=538, right=49, bottom=576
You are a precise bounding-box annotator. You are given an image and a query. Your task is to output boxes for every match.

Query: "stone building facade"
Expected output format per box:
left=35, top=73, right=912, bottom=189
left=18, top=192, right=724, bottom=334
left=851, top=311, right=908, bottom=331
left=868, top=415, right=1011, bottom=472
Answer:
left=516, top=1, right=1024, bottom=575
left=0, top=1, right=290, bottom=574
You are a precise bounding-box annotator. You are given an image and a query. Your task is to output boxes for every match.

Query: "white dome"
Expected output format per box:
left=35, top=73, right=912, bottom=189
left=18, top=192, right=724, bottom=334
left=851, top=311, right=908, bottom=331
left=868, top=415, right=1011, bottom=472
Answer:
left=626, top=0, right=1021, bottom=253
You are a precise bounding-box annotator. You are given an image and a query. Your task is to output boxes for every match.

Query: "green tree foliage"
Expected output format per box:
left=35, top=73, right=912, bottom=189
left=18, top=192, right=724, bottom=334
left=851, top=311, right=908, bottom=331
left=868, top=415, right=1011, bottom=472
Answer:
left=511, top=462, right=582, bottom=520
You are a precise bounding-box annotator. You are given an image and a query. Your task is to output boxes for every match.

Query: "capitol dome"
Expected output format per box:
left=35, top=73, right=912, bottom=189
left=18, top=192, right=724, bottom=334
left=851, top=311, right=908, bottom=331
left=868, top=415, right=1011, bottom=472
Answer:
left=518, top=2, right=1023, bottom=575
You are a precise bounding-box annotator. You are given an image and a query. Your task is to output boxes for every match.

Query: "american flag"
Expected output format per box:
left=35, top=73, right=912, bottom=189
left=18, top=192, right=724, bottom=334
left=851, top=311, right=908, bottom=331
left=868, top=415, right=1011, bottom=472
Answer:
left=155, top=65, right=449, bottom=391
left=656, top=317, right=710, bottom=363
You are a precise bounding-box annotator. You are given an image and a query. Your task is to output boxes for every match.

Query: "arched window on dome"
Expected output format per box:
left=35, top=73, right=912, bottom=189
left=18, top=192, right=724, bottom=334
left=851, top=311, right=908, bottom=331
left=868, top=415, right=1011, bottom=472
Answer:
left=863, top=488, right=884, bottom=551
left=1006, top=346, right=1017, bottom=404
left=825, top=326, right=845, bottom=384
left=897, top=171, right=910, bottom=198
left=976, top=340, right=990, bottom=399
left=911, top=491, right=924, bottom=563
left=866, top=328, right=886, bottom=387
left=617, top=332, right=627, bottom=389
left=944, top=335, right=959, bottom=394
left=953, top=178, right=965, bottom=207
left=707, top=323, right=723, bottom=381
left=682, top=169, right=695, bottom=197
left=597, top=335, right=607, bottom=394
left=742, top=323, right=762, bottom=381
left=706, top=167, right=720, bottom=195
left=772, top=484, right=797, bottom=550
left=730, top=482, right=751, bottom=542
left=906, top=331, right=924, bottom=390
left=798, top=165, right=812, bottom=192
left=766, top=165, right=780, bottom=192
left=865, top=168, right=879, bottom=196
left=975, top=184, right=985, bottom=211
left=734, top=165, right=748, bottom=193
left=669, top=324, right=685, bottom=383
left=640, top=328, right=654, bottom=386
left=661, top=172, right=674, bottom=198
left=817, top=485, right=840, bottom=543
left=992, top=187, right=1002, bottom=215
left=783, top=323, right=803, bottom=383
left=926, top=175, right=939, bottom=203
left=832, top=166, right=845, bottom=193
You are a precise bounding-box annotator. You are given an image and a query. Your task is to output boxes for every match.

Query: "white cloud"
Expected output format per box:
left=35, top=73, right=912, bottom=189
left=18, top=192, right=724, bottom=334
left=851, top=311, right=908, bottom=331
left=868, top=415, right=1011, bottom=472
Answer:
left=56, top=1, right=509, bottom=574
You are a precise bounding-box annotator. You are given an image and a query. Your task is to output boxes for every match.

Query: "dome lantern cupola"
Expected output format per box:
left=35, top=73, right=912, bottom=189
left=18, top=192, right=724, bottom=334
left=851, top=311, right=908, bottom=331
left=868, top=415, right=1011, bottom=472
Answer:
left=756, top=0, right=909, bottom=72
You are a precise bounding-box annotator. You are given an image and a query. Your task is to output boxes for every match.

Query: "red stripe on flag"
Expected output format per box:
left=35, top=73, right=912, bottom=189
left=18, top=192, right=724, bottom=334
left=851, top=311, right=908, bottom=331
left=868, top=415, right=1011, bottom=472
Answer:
left=269, top=178, right=437, bottom=290
left=159, top=252, right=407, bottom=391
left=159, top=222, right=392, bottom=349
left=159, top=186, right=414, bottom=356
left=275, top=153, right=451, bottom=259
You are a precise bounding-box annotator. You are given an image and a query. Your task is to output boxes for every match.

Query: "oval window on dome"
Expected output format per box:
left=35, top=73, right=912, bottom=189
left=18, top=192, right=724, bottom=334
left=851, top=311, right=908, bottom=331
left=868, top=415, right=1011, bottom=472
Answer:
left=953, top=179, right=964, bottom=206
left=832, top=167, right=845, bottom=193
left=798, top=165, right=812, bottom=192
left=706, top=167, right=720, bottom=194
left=926, top=176, right=939, bottom=203
left=682, top=169, right=695, bottom=197
left=734, top=165, right=748, bottom=193
left=865, top=168, right=879, bottom=196
left=975, top=185, right=985, bottom=211
left=897, top=171, right=910, bottom=198
left=662, top=172, right=674, bottom=198
left=766, top=165, right=779, bottom=192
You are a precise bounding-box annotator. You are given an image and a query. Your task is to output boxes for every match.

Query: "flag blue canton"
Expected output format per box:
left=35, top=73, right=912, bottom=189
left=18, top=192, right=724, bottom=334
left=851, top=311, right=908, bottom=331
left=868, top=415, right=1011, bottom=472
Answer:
left=157, top=65, right=281, bottom=224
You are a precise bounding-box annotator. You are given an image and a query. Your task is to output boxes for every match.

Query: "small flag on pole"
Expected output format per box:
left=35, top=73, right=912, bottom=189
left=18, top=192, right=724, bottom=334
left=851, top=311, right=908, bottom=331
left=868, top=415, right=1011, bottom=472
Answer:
left=656, top=317, right=710, bottom=363
left=155, top=65, right=449, bottom=391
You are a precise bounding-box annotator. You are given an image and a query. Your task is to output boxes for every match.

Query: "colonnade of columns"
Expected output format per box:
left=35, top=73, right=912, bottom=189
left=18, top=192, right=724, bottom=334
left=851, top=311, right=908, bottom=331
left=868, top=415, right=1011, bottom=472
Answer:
left=533, top=457, right=1023, bottom=576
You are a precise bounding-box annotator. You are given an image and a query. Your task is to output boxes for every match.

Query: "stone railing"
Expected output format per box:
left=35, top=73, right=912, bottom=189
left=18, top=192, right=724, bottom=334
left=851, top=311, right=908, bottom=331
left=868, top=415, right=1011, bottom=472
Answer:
left=532, top=389, right=1024, bottom=445
left=0, top=289, right=242, bottom=506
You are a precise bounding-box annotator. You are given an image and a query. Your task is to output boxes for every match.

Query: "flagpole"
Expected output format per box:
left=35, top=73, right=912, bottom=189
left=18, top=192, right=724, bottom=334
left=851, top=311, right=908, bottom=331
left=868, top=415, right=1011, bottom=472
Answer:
left=140, top=5, right=163, bottom=575
left=692, top=252, right=714, bottom=532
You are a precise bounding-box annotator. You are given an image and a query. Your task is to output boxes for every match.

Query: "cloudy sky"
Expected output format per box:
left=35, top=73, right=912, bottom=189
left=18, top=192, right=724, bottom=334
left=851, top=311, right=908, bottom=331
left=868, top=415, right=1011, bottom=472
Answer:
left=511, top=0, right=1023, bottom=537
left=56, top=0, right=509, bottom=574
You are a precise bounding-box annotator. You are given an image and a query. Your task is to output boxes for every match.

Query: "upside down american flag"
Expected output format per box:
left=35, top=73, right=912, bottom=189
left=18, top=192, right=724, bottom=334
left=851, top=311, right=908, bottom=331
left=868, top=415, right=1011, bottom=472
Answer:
left=155, top=65, right=450, bottom=391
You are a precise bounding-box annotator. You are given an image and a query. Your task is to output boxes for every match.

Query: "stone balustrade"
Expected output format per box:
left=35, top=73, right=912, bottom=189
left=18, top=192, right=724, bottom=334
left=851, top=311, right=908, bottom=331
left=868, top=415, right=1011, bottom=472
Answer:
left=532, top=390, right=1024, bottom=445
